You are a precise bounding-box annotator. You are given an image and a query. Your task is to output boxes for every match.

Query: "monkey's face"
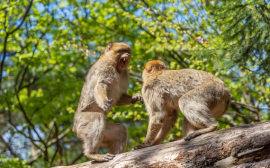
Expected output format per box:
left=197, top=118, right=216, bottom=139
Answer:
left=116, top=46, right=131, bottom=73
left=105, top=42, right=131, bottom=73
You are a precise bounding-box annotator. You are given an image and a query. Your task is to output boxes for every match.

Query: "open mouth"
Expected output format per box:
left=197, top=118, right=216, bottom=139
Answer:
left=118, top=55, right=130, bottom=72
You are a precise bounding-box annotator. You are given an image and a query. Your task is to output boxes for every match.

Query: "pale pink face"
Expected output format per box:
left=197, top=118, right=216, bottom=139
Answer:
left=117, top=48, right=130, bottom=72
left=105, top=42, right=131, bottom=73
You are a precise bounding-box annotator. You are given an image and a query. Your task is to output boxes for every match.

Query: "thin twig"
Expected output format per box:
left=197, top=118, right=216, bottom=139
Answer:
left=0, top=0, right=33, bottom=88
left=27, top=128, right=71, bottom=165
left=0, top=135, right=18, bottom=157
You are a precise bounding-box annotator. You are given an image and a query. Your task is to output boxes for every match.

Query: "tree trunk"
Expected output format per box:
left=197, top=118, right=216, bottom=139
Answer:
left=54, top=121, right=270, bottom=168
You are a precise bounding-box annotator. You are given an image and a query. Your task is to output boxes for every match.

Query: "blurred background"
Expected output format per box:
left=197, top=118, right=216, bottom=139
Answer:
left=0, top=0, right=269, bottom=167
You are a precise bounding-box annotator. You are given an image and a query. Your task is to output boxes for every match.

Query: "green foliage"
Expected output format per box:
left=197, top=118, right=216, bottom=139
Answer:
left=0, top=155, right=30, bottom=168
left=0, top=0, right=269, bottom=167
left=211, top=0, right=270, bottom=81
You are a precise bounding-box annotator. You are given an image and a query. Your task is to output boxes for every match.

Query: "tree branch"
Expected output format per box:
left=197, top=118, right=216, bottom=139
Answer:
left=27, top=128, right=71, bottom=165
left=53, top=121, right=270, bottom=168
left=0, top=135, right=18, bottom=157
left=0, top=0, right=33, bottom=88
left=0, top=0, right=22, bottom=11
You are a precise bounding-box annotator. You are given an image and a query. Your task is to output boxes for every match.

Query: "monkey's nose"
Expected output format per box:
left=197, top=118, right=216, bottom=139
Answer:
left=121, top=53, right=130, bottom=59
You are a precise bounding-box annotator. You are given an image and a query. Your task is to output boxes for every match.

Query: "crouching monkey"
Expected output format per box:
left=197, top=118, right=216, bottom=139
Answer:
left=73, top=42, right=143, bottom=161
left=133, top=60, right=230, bottom=150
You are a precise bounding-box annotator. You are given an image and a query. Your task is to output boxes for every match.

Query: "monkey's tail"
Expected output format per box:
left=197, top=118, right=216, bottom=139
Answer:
left=72, top=117, right=77, bottom=133
left=72, top=125, right=77, bottom=133
left=223, top=90, right=231, bottom=114
left=72, top=124, right=77, bottom=133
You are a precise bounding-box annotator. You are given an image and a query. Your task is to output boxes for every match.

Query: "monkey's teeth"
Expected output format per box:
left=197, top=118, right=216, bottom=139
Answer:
left=124, top=58, right=126, bottom=61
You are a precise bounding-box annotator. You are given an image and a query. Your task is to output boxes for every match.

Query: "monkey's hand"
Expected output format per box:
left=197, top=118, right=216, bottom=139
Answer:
left=131, top=93, right=144, bottom=104
left=132, top=142, right=150, bottom=150
left=102, top=99, right=113, bottom=112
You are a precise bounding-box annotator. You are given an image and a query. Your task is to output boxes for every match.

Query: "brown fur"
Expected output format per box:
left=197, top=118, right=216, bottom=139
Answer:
left=72, top=42, right=143, bottom=162
left=133, top=60, right=230, bottom=150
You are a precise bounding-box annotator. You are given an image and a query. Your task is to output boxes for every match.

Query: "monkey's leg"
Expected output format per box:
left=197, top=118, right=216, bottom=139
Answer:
left=167, top=118, right=197, bottom=142
left=101, top=122, right=128, bottom=154
left=132, top=110, right=166, bottom=150
left=178, top=89, right=217, bottom=141
left=183, top=117, right=198, bottom=136
left=153, top=111, right=178, bottom=145
left=77, top=113, right=115, bottom=162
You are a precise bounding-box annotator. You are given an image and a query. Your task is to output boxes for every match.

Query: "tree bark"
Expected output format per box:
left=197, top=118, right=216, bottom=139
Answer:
left=54, top=121, right=270, bottom=168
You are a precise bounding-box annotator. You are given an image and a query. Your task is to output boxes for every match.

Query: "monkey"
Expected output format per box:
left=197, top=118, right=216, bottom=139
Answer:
left=132, top=60, right=230, bottom=150
left=72, top=42, right=143, bottom=162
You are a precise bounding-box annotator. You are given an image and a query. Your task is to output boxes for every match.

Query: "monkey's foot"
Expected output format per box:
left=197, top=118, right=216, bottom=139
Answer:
left=184, top=132, right=201, bottom=141
left=103, top=99, right=113, bottom=112
left=131, top=93, right=144, bottom=104
left=132, top=143, right=151, bottom=150
left=87, top=153, right=115, bottom=162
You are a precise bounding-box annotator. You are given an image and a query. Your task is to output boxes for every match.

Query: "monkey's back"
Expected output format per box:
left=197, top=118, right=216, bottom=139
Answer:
left=142, top=69, right=229, bottom=111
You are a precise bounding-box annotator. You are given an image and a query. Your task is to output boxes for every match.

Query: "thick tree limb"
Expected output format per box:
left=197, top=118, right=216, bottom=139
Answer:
left=54, top=121, right=270, bottom=168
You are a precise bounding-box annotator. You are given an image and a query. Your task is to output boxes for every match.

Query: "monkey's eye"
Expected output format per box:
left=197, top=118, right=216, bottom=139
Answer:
left=119, top=49, right=128, bottom=53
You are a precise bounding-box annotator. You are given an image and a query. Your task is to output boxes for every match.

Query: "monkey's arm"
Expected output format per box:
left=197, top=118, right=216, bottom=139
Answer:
left=94, top=82, right=113, bottom=112
left=116, top=93, right=143, bottom=106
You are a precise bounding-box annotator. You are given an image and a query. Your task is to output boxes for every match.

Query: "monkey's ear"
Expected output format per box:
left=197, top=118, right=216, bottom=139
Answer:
left=148, top=66, right=155, bottom=74
left=105, top=43, right=114, bottom=52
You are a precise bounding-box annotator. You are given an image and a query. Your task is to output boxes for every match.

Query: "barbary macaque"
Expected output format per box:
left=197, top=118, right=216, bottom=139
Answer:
left=133, top=60, right=230, bottom=150
left=72, top=42, right=143, bottom=162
